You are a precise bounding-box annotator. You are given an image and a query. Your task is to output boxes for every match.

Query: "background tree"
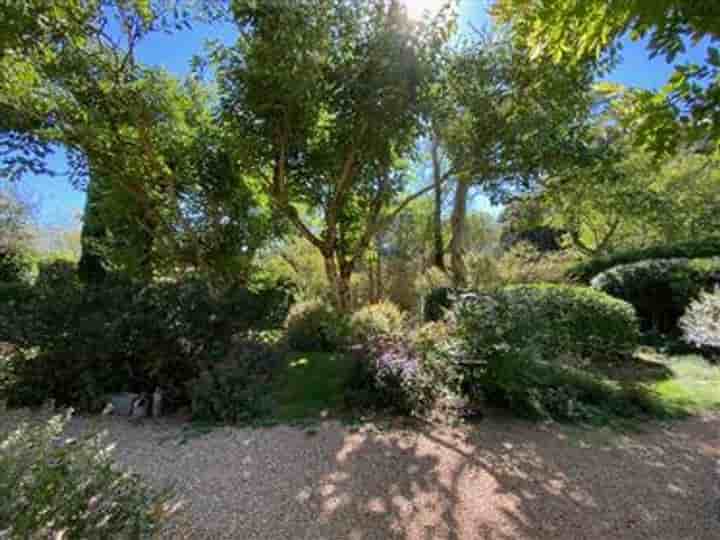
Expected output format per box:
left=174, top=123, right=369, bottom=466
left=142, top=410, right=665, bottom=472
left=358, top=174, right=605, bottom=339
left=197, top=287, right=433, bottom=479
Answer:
left=438, top=32, right=595, bottom=285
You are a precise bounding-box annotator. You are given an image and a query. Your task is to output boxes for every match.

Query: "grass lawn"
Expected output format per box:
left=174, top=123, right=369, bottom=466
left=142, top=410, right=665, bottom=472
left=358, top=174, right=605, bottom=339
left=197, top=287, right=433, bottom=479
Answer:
left=271, top=352, right=358, bottom=422
left=265, top=347, right=719, bottom=426
left=648, top=354, right=720, bottom=414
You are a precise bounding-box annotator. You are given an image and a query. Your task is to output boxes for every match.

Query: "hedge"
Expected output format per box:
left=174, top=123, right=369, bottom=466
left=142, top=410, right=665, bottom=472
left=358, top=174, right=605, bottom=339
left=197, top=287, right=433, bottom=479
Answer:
left=454, top=283, right=640, bottom=364
left=567, top=238, right=720, bottom=283
left=591, top=257, right=720, bottom=334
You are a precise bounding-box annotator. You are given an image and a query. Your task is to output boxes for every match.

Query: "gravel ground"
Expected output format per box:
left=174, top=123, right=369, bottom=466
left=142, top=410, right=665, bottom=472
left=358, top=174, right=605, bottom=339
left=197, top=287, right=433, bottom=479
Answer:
left=4, top=412, right=719, bottom=539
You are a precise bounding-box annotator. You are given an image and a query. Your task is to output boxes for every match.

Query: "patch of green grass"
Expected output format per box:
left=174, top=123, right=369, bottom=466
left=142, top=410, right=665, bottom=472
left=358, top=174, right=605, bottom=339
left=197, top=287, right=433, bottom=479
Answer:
left=649, top=355, right=720, bottom=413
left=271, top=352, right=357, bottom=421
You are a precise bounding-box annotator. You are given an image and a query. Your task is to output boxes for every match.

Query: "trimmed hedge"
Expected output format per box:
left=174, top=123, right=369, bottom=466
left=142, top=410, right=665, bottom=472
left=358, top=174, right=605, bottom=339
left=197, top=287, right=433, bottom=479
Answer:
left=568, top=238, right=720, bottom=283
left=454, top=284, right=640, bottom=364
left=591, top=258, right=720, bottom=334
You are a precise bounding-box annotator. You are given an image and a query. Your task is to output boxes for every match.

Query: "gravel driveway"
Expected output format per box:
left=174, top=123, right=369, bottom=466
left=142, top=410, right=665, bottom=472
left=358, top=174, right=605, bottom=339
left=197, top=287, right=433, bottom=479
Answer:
left=6, top=412, right=720, bottom=539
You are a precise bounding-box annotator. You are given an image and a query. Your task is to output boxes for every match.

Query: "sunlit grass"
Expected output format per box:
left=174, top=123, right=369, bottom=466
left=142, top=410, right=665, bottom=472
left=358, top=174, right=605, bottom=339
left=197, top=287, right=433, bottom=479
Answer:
left=271, top=352, right=356, bottom=421
left=649, top=355, right=720, bottom=413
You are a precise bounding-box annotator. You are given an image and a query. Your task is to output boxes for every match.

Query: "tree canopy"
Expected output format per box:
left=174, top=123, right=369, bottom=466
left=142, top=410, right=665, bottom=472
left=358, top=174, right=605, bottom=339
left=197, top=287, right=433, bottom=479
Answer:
left=491, top=0, right=720, bottom=155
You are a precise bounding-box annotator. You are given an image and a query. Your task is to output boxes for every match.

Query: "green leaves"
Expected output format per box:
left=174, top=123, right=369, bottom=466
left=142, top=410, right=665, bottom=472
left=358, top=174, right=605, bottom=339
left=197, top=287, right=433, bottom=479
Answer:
left=491, top=0, right=720, bottom=155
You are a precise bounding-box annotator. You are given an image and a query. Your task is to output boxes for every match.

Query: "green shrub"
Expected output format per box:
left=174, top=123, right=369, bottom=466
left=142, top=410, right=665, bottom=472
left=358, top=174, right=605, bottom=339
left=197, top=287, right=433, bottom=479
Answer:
left=0, top=409, right=174, bottom=539
left=680, top=287, right=720, bottom=357
left=468, top=346, right=668, bottom=422
left=285, top=299, right=350, bottom=352
left=350, top=301, right=405, bottom=343
left=568, top=238, right=720, bottom=283
left=0, top=246, right=35, bottom=284
left=411, top=321, right=453, bottom=355
left=188, top=345, right=276, bottom=424
left=591, top=258, right=720, bottom=334
left=0, top=278, right=292, bottom=410
left=454, top=284, right=640, bottom=365
left=36, top=258, right=79, bottom=289
left=423, top=287, right=456, bottom=322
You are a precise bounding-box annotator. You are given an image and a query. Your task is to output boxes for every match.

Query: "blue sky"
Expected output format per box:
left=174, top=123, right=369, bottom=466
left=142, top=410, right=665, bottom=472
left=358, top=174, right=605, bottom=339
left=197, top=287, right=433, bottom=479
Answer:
left=20, top=0, right=710, bottom=227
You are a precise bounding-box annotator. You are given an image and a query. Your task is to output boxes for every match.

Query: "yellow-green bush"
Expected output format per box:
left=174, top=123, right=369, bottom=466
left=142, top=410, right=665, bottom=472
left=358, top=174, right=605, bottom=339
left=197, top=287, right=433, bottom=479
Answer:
left=350, top=301, right=405, bottom=344
left=285, top=299, right=350, bottom=352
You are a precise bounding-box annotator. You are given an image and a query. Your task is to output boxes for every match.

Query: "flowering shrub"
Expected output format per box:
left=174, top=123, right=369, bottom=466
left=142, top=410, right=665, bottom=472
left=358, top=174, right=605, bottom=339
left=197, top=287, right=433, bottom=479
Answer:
left=680, top=287, right=720, bottom=356
left=350, top=301, right=405, bottom=344
left=591, top=257, right=720, bottom=333
left=285, top=299, right=350, bottom=352
left=0, top=408, right=174, bottom=539
left=346, top=333, right=461, bottom=416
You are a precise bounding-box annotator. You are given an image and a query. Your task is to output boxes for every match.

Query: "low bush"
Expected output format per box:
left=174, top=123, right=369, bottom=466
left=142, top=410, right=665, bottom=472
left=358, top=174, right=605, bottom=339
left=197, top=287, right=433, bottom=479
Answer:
left=680, top=287, right=720, bottom=357
left=350, top=301, right=405, bottom=343
left=465, top=346, right=668, bottom=422
left=0, top=276, right=293, bottom=411
left=423, top=287, right=456, bottom=322
left=346, top=333, right=461, bottom=416
left=0, top=246, right=35, bottom=284
left=0, top=408, right=174, bottom=539
left=285, top=299, right=350, bottom=352
left=188, top=343, right=277, bottom=424
left=568, top=238, right=720, bottom=283
left=454, top=284, right=640, bottom=365
left=591, top=258, right=720, bottom=333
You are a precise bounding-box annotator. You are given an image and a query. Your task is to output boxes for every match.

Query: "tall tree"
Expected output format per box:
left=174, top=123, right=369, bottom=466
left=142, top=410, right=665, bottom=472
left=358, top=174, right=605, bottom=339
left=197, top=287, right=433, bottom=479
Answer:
left=439, top=33, right=595, bottom=286
left=218, top=0, right=456, bottom=311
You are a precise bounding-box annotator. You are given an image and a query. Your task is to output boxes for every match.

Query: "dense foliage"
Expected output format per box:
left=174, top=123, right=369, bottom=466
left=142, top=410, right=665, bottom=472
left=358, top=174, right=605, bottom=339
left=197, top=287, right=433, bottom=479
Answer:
left=454, top=284, right=639, bottom=364
left=347, top=333, right=460, bottom=416
left=217, top=0, right=456, bottom=311
left=188, top=341, right=279, bottom=424
left=349, top=301, right=406, bottom=344
left=492, top=0, right=720, bottom=155
left=1, top=276, right=292, bottom=410
left=568, top=238, right=720, bottom=283
left=591, top=258, right=720, bottom=333
left=284, top=299, right=350, bottom=353
left=0, top=409, right=173, bottom=539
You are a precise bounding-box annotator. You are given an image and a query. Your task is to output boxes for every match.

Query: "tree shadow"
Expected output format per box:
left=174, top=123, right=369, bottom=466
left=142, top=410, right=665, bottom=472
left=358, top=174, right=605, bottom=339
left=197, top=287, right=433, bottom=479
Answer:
left=69, top=412, right=719, bottom=540
left=305, top=414, right=719, bottom=540
left=590, top=354, right=674, bottom=383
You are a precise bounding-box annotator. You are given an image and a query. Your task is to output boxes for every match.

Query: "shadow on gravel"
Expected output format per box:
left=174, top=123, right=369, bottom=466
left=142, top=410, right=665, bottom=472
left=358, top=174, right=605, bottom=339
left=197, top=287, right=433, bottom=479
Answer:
left=310, top=414, right=720, bottom=540
left=55, top=413, right=719, bottom=539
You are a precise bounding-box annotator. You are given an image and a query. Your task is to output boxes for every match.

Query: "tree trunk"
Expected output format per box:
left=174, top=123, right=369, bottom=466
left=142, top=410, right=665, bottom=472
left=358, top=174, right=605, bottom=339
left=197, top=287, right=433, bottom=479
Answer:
left=323, top=251, right=353, bottom=313
left=431, top=137, right=446, bottom=271
left=449, top=177, right=470, bottom=288
left=78, top=175, right=108, bottom=284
